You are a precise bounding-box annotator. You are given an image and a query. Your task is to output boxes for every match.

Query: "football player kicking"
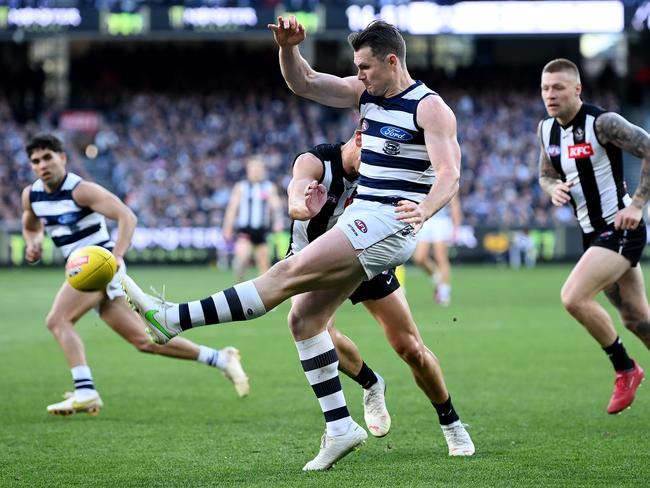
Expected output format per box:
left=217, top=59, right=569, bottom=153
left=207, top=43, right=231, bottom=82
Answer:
left=21, top=134, right=249, bottom=416
left=284, top=129, right=475, bottom=464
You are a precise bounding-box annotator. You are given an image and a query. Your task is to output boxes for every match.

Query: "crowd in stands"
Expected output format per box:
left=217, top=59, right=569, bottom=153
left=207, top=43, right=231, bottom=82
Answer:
left=0, top=80, right=621, bottom=231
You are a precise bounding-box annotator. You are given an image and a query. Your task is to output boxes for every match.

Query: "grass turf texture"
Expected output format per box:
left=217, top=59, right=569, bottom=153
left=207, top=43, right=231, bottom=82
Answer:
left=0, top=265, right=647, bottom=488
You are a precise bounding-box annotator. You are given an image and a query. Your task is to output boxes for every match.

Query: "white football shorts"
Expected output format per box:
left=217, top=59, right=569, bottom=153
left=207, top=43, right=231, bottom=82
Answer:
left=417, top=214, right=453, bottom=243
left=335, top=199, right=416, bottom=279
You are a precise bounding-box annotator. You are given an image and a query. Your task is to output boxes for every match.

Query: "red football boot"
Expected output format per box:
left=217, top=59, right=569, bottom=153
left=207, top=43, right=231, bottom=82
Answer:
left=607, top=362, right=644, bottom=414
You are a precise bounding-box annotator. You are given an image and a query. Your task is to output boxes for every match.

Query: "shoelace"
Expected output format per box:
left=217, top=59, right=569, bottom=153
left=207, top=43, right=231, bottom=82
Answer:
left=150, top=284, right=172, bottom=325
left=149, top=284, right=167, bottom=305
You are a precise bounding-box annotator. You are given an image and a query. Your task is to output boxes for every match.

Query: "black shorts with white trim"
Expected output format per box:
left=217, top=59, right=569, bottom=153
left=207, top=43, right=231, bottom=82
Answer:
left=582, top=220, right=647, bottom=267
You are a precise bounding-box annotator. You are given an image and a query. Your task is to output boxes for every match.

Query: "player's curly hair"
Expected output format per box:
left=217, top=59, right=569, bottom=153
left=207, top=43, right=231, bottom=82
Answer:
left=348, top=21, right=406, bottom=66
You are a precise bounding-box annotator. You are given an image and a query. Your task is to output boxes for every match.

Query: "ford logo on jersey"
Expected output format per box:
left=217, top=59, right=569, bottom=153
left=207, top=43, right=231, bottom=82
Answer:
left=58, top=213, right=78, bottom=225
left=380, top=126, right=413, bottom=141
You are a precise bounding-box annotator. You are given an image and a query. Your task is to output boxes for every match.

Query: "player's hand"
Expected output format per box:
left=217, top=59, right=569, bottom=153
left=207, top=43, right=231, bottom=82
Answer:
left=615, top=203, right=643, bottom=230
left=267, top=15, right=306, bottom=47
left=25, top=243, right=42, bottom=264
left=551, top=181, right=574, bottom=207
left=395, top=200, right=428, bottom=235
left=304, top=180, right=327, bottom=216
left=222, top=227, right=233, bottom=242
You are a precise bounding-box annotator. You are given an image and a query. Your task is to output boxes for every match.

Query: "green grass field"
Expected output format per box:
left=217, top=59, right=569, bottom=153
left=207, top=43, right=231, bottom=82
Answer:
left=0, top=264, right=647, bottom=488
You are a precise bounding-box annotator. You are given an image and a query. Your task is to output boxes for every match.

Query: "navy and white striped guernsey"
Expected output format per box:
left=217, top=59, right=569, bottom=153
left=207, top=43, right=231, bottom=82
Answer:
left=358, top=80, right=437, bottom=204
left=540, top=103, right=631, bottom=234
left=287, top=143, right=358, bottom=255
left=29, top=173, right=114, bottom=258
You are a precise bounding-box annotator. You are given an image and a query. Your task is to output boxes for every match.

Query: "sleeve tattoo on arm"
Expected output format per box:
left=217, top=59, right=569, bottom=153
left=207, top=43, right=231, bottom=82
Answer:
left=596, top=112, right=650, bottom=204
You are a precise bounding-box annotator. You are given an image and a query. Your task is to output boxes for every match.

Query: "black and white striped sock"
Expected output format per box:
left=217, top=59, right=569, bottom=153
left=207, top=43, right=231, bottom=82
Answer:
left=296, top=330, right=352, bottom=437
left=173, top=281, right=266, bottom=330
left=71, top=365, right=95, bottom=392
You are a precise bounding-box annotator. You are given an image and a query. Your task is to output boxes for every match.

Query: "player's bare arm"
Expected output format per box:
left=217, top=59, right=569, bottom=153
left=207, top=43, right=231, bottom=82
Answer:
left=287, top=152, right=327, bottom=221
left=73, top=181, right=136, bottom=262
left=537, top=121, right=574, bottom=206
left=222, top=183, right=241, bottom=241
left=21, top=185, right=44, bottom=263
left=596, top=112, right=650, bottom=229
left=396, top=96, right=460, bottom=233
left=267, top=15, right=363, bottom=108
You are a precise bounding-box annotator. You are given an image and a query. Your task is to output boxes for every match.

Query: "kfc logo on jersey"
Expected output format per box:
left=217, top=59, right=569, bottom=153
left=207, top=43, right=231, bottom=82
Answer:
left=547, top=145, right=561, bottom=157
left=354, top=219, right=368, bottom=233
left=568, top=143, right=594, bottom=159
left=360, top=118, right=369, bottom=132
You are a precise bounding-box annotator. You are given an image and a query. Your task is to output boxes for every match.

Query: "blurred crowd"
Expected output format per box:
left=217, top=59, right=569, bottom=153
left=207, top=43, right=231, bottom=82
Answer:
left=0, top=82, right=620, bottom=230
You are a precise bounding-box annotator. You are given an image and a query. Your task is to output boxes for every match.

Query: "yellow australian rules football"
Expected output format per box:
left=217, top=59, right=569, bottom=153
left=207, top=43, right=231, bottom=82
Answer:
left=65, top=245, right=118, bottom=292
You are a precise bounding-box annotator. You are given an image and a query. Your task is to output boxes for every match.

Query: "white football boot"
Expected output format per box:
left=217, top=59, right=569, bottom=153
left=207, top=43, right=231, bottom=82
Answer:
left=302, top=421, right=368, bottom=471
left=362, top=374, right=391, bottom=437
left=121, top=275, right=182, bottom=344
left=47, top=391, right=103, bottom=416
left=220, top=347, right=250, bottom=398
left=440, top=420, right=475, bottom=456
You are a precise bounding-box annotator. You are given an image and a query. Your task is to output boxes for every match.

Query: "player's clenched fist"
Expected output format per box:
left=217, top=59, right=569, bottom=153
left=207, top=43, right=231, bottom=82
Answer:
left=551, top=180, right=575, bottom=207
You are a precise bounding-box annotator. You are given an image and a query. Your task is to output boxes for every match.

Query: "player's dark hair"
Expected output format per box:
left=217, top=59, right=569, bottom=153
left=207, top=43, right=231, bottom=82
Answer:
left=26, top=134, right=65, bottom=157
left=348, top=21, right=406, bottom=65
left=542, top=58, right=580, bottom=79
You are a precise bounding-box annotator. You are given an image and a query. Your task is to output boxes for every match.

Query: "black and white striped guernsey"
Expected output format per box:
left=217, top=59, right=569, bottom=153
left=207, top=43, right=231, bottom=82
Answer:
left=540, top=103, right=630, bottom=233
left=29, top=173, right=114, bottom=258
left=287, top=143, right=358, bottom=255
left=357, top=80, right=437, bottom=204
left=235, top=180, right=275, bottom=230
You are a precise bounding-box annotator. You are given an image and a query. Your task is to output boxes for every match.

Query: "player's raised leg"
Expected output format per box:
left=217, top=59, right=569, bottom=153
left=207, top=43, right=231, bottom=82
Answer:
left=561, top=247, right=643, bottom=413
left=121, top=227, right=366, bottom=344
left=44, top=282, right=104, bottom=416
left=364, top=288, right=474, bottom=455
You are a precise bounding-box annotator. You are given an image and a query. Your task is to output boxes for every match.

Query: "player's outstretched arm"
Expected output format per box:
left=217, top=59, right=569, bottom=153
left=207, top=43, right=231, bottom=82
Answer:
left=287, top=152, right=326, bottom=220
left=267, top=15, right=363, bottom=108
left=396, top=96, right=460, bottom=234
left=537, top=121, right=574, bottom=206
left=21, top=185, right=44, bottom=263
left=73, top=181, right=137, bottom=263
